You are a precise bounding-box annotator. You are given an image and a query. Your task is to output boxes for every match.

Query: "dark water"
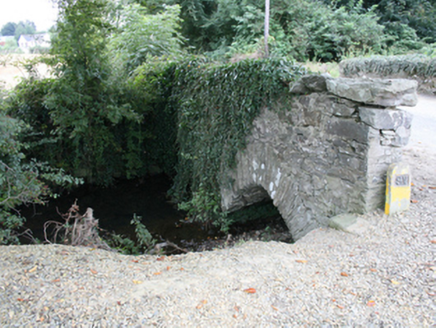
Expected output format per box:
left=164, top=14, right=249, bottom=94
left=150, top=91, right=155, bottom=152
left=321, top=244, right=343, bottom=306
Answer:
left=19, top=174, right=211, bottom=245
left=19, top=174, right=292, bottom=251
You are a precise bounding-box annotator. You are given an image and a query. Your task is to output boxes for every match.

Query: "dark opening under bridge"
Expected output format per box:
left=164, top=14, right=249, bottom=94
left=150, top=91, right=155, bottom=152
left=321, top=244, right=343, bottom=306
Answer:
left=220, top=75, right=417, bottom=241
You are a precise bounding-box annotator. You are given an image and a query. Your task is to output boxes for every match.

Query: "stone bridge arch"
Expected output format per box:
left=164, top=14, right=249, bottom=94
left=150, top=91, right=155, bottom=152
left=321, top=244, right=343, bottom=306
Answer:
left=221, top=75, right=417, bottom=241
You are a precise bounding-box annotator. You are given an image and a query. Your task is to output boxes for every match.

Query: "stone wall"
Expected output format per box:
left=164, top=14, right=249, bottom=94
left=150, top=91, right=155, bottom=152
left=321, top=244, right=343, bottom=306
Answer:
left=341, top=71, right=436, bottom=96
left=221, top=75, right=416, bottom=241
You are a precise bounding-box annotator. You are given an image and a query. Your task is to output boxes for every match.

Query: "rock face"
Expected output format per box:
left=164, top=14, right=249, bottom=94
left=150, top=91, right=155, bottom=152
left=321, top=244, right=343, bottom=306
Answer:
left=221, top=75, right=416, bottom=241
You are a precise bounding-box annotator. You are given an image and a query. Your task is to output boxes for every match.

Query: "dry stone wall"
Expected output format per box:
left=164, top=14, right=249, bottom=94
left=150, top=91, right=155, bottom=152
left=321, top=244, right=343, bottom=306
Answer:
left=221, top=75, right=416, bottom=241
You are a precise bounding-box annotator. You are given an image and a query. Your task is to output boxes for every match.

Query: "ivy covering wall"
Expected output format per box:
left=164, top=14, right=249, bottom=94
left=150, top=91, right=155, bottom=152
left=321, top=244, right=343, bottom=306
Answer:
left=133, top=57, right=307, bottom=230
left=4, top=57, right=306, bottom=232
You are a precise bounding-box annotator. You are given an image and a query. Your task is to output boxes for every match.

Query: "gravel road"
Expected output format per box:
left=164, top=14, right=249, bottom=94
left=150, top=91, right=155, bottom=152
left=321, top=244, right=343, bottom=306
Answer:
left=401, top=94, right=436, bottom=155
left=0, top=97, right=435, bottom=327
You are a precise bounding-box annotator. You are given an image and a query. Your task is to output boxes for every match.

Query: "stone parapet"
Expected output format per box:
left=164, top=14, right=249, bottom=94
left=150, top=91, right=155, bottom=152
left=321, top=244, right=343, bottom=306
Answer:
left=221, top=75, right=416, bottom=241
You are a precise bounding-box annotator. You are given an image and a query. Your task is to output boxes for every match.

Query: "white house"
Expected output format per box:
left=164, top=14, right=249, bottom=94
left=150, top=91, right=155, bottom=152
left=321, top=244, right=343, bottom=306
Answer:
left=18, top=33, right=50, bottom=53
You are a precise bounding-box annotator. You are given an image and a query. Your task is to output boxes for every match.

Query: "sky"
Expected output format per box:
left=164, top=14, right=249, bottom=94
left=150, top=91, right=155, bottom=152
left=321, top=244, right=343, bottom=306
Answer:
left=0, top=0, right=58, bottom=32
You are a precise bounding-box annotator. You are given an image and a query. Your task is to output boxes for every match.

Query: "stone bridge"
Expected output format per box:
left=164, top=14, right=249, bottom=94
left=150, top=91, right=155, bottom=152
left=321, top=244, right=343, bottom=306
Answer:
left=221, top=75, right=417, bottom=241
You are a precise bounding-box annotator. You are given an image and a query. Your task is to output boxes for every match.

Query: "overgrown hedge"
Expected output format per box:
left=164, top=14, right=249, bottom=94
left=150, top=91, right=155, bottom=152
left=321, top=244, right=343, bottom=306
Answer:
left=5, top=57, right=306, bottom=232
left=133, top=57, right=307, bottom=230
left=340, top=55, right=436, bottom=78
left=339, top=55, right=436, bottom=94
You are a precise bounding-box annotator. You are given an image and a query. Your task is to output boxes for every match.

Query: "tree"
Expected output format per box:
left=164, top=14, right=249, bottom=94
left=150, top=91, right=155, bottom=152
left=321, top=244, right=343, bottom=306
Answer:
left=0, top=109, right=81, bottom=244
left=1, top=21, right=36, bottom=39
left=227, top=0, right=388, bottom=61
left=14, top=21, right=37, bottom=40
left=135, top=0, right=390, bottom=61
left=136, top=0, right=240, bottom=52
left=324, top=0, right=436, bottom=44
left=43, top=0, right=139, bottom=184
left=109, top=4, right=185, bottom=75
left=374, top=0, right=436, bottom=44
left=1, top=22, right=17, bottom=36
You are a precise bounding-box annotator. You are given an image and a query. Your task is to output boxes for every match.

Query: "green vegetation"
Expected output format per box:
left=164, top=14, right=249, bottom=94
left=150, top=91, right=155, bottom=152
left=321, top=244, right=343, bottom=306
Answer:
left=325, top=0, right=436, bottom=44
left=2, top=0, right=436, bottom=58
left=227, top=0, right=388, bottom=61
left=133, top=57, right=306, bottom=231
left=0, top=114, right=81, bottom=244
left=0, top=21, right=37, bottom=53
left=43, top=202, right=156, bottom=254
left=109, top=4, right=185, bottom=75
left=340, top=54, right=436, bottom=79
left=0, top=39, right=21, bottom=54
left=2, top=0, right=436, bottom=245
left=137, top=0, right=433, bottom=61
left=107, top=214, right=157, bottom=254
left=1, top=21, right=37, bottom=40
left=14, top=0, right=144, bottom=185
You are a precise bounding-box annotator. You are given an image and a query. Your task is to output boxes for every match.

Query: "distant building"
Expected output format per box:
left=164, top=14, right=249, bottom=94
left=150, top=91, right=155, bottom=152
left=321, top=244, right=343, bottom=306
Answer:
left=18, top=33, right=51, bottom=53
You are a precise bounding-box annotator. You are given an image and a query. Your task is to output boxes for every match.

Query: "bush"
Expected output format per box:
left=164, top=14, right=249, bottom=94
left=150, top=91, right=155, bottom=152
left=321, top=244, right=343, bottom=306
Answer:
left=340, top=55, right=436, bottom=79
left=109, top=4, right=185, bottom=75
left=227, top=0, right=390, bottom=62
left=0, top=111, right=81, bottom=244
left=29, top=46, right=50, bottom=54
left=0, top=38, right=22, bottom=54
left=5, top=0, right=185, bottom=186
left=5, top=0, right=145, bottom=186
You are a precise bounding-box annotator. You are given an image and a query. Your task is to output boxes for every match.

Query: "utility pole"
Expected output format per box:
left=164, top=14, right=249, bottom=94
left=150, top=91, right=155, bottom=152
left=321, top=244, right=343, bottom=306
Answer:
left=264, top=0, right=270, bottom=57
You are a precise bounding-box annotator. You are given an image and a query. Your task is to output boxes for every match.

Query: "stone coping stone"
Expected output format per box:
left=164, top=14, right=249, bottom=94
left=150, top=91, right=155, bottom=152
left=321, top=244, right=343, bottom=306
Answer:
left=290, top=75, right=418, bottom=107
left=359, top=107, right=413, bottom=130
left=328, top=213, right=369, bottom=235
left=326, top=77, right=418, bottom=107
left=289, top=74, right=330, bottom=94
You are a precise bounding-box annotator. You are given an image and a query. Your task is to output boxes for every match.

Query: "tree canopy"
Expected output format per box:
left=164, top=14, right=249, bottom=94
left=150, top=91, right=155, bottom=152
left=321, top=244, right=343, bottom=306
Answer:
left=324, top=0, right=436, bottom=43
left=109, top=3, right=185, bottom=75
left=0, top=21, right=36, bottom=40
left=127, top=0, right=434, bottom=61
left=2, top=0, right=435, bottom=59
left=1, top=22, right=16, bottom=36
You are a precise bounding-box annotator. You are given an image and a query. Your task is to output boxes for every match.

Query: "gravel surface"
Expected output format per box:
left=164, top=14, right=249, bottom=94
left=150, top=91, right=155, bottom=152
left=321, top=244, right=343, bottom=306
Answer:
left=1, top=147, right=435, bottom=327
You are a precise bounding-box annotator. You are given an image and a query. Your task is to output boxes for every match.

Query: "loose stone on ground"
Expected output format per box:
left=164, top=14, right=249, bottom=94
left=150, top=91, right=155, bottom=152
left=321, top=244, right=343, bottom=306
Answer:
left=0, top=143, right=434, bottom=327
left=0, top=92, right=435, bottom=326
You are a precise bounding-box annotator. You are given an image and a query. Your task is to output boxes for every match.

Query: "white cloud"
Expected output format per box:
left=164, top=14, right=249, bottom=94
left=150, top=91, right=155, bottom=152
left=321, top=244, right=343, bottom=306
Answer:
left=0, top=0, right=58, bottom=32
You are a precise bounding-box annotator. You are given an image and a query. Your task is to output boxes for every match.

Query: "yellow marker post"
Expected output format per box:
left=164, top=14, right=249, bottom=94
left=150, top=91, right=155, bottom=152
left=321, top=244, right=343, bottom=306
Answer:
left=385, top=162, right=411, bottom=215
